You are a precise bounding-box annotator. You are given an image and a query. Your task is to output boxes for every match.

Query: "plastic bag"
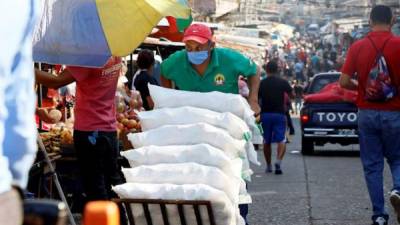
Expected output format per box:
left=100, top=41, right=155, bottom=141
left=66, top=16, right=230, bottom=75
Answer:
left=122, top=144, right=240, bottom=177
left=148, top=84, right=263, bottom=144
left=113, top=183, right=244, bottom=225
left=138, top=106, right=252, bottom=141
left=128, top=123, right=246, bottom=160
left=122, top=163, right=240, bottom=205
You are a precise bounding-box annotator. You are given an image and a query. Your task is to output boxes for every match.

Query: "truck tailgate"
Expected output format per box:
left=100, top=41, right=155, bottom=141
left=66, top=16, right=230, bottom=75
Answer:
left=307, top=103, right=358, bottom=127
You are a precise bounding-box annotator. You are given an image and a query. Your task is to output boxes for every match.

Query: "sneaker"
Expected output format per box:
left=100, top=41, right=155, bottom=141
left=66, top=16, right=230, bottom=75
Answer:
left=371, top=215, right=388, bottom=225
left=265, top=165, right=273, bottom=173
left=274, top=163, right=282, bottom=175
left=390, top=190, right=400, bottom=223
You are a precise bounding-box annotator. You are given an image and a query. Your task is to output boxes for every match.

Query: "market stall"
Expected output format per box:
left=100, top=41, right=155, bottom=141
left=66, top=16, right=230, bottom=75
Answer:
left=30, top=1, right=192, bottom=225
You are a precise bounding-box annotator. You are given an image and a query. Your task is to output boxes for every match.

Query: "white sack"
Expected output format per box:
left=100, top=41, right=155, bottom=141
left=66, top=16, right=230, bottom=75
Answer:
left=113, top=183, right=244, bottom=225
left=138, top=106, right=251, bottom=141
left=127, top=123, right=245, bottom=160
left=121, top=144, right=240, bottom=177
left=148, top=84, right=263, bottom=144
left=122, top=163, right=240, bottom=204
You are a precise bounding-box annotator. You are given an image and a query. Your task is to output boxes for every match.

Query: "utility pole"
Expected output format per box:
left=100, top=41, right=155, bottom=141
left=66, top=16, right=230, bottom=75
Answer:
left=369, top=0, right=376, bottom=7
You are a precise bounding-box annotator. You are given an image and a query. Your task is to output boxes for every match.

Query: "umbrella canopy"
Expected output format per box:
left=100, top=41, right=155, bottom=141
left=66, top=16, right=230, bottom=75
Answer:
left=165, top=16, right=193, bottom=33
left=150, top=16, right=192, bottom=42
left=33, top=0, right=191, bottom=68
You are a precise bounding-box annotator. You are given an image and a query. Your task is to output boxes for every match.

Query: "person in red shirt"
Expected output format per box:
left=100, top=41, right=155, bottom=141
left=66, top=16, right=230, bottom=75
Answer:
left=35, top=56, right=127, bottom=225
left=340, top=5, right=400, bottom=225
left=297, top=47, right=307, bottom=63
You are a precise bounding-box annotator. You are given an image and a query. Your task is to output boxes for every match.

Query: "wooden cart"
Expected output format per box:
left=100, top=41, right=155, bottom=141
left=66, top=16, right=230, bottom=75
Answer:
left=113, top=198, right=217, bottom=225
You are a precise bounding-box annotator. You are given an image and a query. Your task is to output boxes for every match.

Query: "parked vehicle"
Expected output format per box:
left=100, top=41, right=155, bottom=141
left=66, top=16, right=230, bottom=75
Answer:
left=307, top=23, right=320, bottom=37
left=300, top=72, right=358, bottom=155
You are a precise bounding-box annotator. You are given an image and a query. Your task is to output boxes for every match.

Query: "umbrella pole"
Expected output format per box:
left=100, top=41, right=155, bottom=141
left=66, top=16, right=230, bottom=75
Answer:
left=156, top=46, right=162, bottom=59
left=130, top=54, right=134, bottom=79
left=37, top=63, right=43, bottom=130
left=36, top=135, right=77, bottom=225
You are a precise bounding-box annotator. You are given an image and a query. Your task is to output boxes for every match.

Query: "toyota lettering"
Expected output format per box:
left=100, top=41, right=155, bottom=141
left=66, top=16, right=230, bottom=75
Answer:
left=316, top=112, right=358, bottom=123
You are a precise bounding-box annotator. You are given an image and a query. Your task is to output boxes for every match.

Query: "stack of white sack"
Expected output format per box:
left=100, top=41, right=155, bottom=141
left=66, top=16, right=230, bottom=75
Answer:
left=121, top=146, right=252, bottom=204
left=114, top=85, right=264, bottom=225
left=138, top=106, right=260, bottom=166
left=127, top=123, right=253, bottom=180
left=148, top=84, right=263, bottom=144
left=113, top=183, right=245, bottom=225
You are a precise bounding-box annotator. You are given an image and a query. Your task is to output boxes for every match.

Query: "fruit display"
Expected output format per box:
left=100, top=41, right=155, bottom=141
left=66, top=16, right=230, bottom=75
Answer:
left=115, top=89, right=144, bottom=150
left=40, top=131, right=60, bottom=153
left=128, top=90, right=144, bottom=111
left=115, top=90, right=143, bottom=135
left=117, top=110, right=141, bottom=134
left=60, top=128, right=74, bottom=145
left=48, top=109, right=62, bottom=123
left=40, top=126, right=73, bottom=153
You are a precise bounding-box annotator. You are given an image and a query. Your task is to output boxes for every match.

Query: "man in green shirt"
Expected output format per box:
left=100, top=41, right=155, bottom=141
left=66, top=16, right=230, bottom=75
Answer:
left=161, top=23, right=260, bottom=225
left=161, top=23, right=261, bottom=115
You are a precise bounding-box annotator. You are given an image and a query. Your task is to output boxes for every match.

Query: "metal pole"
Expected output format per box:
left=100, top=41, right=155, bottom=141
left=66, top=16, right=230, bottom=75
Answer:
left=130, top=54, right=134, bottom=78
left=37, top=135, right=77, bottom=225
left=37, top=63, right=43, bottom=130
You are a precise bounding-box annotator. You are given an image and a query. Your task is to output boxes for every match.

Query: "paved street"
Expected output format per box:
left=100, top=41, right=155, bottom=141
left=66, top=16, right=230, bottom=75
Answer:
left=247, top=118, right=397, bottom=225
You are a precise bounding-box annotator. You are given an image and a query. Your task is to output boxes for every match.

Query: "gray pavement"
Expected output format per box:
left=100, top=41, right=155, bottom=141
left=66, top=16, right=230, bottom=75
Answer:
left=247, top=118, right=397, bottom=225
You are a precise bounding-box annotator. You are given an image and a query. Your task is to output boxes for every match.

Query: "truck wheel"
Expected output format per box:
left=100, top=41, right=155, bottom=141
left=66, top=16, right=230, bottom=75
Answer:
left=301, top=137, right=314, bottom=155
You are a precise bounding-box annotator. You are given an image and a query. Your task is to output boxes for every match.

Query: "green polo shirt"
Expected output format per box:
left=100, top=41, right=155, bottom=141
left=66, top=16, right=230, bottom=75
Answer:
left=161, top=48, right=257, bottom=94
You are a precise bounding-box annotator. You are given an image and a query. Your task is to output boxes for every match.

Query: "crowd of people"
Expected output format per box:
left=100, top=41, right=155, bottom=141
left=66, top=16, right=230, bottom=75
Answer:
left=265, top=37, right=344, bottom=82
left=1, top=2, right=400, bottom=225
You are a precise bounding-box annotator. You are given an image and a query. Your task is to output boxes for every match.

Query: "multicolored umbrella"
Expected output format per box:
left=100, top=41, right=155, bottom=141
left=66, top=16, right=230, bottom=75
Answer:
left=166, top=15, right=193, bottom=33
left=33, top=0, right=191, bottom=67
left=150, top=16, right=193, bottom=42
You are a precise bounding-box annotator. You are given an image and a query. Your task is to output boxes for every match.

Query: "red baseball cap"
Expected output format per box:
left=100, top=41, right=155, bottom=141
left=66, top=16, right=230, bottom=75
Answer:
left=183, top=24, right=213, bottom=44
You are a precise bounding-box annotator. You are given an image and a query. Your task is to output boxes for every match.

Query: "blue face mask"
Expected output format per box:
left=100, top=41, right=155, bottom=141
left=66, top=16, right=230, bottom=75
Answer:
left=187, top=50, right=209, bottom=65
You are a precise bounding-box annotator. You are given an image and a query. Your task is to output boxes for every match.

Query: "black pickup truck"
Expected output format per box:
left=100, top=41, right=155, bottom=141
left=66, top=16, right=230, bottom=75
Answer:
left=300, top=72, right=359, bottom=155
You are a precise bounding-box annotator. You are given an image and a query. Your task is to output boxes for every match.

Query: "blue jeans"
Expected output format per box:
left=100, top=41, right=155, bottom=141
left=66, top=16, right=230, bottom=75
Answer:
left=358, top=110, right=400, bottom=217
